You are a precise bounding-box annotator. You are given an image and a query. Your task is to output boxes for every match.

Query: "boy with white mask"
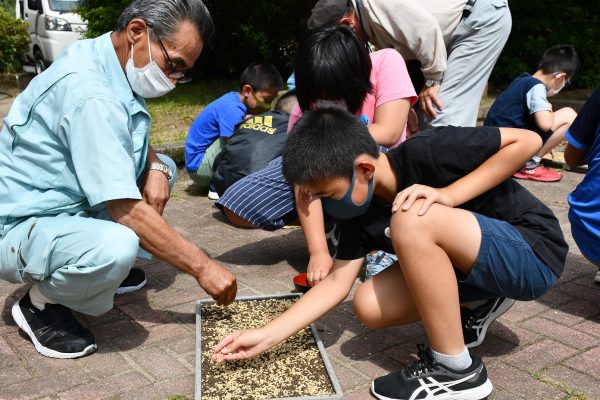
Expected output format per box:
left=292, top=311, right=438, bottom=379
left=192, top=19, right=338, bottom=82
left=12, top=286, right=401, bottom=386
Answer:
left=1, top=0, right=237, bottom=360
left=485, top=44, right=580, bottom=182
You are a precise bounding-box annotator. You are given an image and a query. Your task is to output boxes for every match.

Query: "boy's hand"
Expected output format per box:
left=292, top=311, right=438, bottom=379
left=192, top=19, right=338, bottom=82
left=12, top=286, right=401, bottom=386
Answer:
left=392, top=184, right=455, bottom=216
left=212, top=328, right=272, bottom=363
left=307, top=251, right=333, bottom=286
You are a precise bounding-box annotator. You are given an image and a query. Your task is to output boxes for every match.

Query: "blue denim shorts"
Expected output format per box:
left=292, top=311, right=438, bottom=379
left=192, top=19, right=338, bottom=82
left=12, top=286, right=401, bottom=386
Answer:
left=457, top=213, right=558, bottom=302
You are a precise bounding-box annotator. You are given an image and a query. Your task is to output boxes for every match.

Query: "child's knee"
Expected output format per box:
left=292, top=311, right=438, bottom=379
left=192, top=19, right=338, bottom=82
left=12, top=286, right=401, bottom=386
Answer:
left=390, top=201, right=437, bottom=245
left=557, top=106, right=577, bottom=124
left=352, top=284, right=386, bottom=329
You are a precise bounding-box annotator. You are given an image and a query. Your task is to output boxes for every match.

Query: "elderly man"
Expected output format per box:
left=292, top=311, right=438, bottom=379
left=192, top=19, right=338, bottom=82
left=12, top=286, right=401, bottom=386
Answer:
left=308, top=0, right=512, bottom=128
left=0, top=0, right=236, bottom=359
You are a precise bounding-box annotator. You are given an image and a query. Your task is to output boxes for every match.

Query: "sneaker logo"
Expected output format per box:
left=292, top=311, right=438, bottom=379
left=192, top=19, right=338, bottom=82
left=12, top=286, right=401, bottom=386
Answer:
left=415, top=373, right=477, bottom=398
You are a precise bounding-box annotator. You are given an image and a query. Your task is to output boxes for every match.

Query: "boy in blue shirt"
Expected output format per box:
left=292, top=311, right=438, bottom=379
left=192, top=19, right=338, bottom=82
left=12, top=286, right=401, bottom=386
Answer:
left=212, top=109, right=567, bottom=400
left=565, top=85, right=600, bottom=284
left=185, top=62, right=283, bottom=198
left=485, top=45, right=579, bottom=182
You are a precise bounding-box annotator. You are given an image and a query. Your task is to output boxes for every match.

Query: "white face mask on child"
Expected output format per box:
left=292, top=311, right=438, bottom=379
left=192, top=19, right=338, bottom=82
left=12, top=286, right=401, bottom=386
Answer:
left=547, top=73, right=566, bottom=97
left=126, top=29, right=175, bottom=98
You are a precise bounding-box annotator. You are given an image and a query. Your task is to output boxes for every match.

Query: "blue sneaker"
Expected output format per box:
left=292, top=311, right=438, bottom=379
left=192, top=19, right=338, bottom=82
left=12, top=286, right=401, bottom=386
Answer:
left=365, top=250, right=397, bottom=279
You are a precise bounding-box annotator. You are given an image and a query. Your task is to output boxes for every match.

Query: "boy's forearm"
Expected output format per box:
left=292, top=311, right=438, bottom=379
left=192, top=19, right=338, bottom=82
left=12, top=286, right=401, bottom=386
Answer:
left=260, top=258, right=363, bottom=347
left=444, top=128, right=541, bottom=206
left=295, top=187, right=329, bottom=256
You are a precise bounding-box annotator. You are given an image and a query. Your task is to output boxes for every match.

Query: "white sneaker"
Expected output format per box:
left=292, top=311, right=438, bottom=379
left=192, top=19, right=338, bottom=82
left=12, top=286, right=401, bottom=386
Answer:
left=208, top=190, right=220, bottom=200
left=594, top=269, right=600, bottom=285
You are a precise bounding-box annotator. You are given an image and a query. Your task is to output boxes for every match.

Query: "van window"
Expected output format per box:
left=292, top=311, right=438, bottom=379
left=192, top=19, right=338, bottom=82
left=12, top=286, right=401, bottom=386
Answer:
left=27, top=0, right=39, bottom=10
left=48, top=0, right=81, bottom=12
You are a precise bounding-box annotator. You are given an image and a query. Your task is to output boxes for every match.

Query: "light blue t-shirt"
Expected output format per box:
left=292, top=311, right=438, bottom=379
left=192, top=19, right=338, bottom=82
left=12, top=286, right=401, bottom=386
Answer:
left=0, top=32, right=149, bottom=235
left=184, top=91, right=247, bottom=172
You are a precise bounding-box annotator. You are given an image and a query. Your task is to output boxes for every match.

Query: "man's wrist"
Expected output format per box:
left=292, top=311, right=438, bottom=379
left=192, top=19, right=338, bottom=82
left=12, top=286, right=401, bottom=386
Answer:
left=424, top=78, right=442, bottom=88
left=146, top=162, right=173, bottom=180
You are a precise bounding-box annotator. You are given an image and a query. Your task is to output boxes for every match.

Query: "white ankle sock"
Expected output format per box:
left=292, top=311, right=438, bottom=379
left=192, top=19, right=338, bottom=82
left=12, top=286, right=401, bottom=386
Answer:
left=29, top=283, right=55, bottom=311
left=431, top=346, right=472, bottom=371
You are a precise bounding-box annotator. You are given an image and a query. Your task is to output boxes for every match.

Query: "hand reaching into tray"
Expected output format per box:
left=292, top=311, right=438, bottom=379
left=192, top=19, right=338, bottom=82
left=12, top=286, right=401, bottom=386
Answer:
left=212, top=328, right=274, bottom=362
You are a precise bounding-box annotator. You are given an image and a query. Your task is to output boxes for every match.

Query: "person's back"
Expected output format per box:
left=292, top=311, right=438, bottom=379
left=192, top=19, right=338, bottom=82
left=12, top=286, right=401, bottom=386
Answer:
left=211, top=91, right=295, bottom=195
left=485, top=44, right=579, bottom=182
left=565, top=85, right=600, bottom=283
left=184, top=61, right=283, bottom=194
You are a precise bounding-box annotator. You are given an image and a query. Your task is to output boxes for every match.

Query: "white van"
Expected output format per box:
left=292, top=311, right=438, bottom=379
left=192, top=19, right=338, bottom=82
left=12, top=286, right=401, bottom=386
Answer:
left=15, top=0, right=87, bottom=74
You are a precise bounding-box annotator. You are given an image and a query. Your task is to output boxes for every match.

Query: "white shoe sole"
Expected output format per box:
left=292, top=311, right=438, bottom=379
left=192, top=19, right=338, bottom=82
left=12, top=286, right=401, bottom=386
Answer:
left=115, top=276, right=147, bottom=295
left=594, top=270, right=600, bottom=284
left=370, top=378, right=493, bottom=400
left=467, top=298, right=516, bottom=349
left=207, top=191, right=220, bottom=200
left=11, top=300, right=97, bottom=359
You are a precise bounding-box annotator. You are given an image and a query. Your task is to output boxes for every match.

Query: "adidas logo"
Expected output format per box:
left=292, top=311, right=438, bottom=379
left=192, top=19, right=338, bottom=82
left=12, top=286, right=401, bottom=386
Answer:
left=240, top=115, right=277, bottom=134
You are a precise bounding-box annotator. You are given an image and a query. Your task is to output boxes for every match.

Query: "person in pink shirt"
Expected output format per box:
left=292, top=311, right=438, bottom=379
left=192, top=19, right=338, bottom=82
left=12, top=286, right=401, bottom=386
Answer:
left=217, top=27, right=416, bottom=281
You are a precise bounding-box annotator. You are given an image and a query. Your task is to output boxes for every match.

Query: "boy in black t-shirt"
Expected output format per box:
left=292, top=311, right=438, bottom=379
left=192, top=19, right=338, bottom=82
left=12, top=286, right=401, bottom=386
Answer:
left=211, top=109, right=568, bottom=400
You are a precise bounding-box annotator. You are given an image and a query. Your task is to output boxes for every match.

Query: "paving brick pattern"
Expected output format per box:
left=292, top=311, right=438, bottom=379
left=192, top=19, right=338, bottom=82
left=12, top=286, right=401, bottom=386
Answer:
left=0, top=169, right=598, bottom=400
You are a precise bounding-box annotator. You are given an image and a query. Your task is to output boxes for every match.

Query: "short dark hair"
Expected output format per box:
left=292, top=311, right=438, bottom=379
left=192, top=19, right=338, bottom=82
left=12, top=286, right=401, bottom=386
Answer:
left=282, top=108, right=379, bottom=186
left=295, top=26, right=372, bottom=115
left=275, top=90, right=297, bottom=113
left=239, top=62, right=284, bottom=92
left=538, top=45, right=580, bottom=77
left=115, top=0, right=215, bottom=45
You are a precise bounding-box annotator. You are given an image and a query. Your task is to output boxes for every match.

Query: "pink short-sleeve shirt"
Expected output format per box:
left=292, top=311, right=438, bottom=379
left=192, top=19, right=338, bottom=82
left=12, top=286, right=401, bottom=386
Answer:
left=288, top=48, right=417, bottom=145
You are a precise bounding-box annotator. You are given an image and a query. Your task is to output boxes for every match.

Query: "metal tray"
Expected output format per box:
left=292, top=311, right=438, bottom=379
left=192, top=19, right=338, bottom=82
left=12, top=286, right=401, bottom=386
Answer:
left=195, top=293, right=343, bottom=400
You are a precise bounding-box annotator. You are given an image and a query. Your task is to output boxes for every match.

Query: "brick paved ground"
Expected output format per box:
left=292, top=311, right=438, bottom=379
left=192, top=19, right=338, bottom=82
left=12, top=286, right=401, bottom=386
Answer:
left=0, top=168, right=598, bottom=400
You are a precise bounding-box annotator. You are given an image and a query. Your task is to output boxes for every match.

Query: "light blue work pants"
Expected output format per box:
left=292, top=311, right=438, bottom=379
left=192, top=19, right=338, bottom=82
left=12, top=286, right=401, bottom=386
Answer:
left=0, top=154, right=176, bottom=316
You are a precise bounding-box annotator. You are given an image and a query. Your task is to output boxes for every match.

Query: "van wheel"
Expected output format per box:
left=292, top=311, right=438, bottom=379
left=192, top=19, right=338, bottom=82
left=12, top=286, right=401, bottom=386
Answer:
left=34, top=50, right=47, bottom=75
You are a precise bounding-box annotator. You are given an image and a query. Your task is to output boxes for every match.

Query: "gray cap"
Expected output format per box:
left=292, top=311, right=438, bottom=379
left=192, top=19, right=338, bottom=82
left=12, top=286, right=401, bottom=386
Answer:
left=307, top=0, right=350, bottom=31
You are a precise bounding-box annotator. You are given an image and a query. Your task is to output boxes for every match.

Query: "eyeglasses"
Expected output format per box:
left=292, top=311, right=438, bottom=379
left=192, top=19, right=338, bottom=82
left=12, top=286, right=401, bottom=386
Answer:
left=150, top=28, right=186, bottom=81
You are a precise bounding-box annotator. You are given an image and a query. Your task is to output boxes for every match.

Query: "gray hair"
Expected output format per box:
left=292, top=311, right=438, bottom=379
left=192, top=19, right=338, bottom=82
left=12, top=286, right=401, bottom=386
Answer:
left=115, top=0, right=215, bottom=44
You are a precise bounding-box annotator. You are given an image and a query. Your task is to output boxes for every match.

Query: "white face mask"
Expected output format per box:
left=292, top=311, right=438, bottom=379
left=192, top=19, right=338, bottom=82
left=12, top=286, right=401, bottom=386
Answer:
left=126, top=30, right=175, bottom=98
left=547, top=74, right=566, bottom=97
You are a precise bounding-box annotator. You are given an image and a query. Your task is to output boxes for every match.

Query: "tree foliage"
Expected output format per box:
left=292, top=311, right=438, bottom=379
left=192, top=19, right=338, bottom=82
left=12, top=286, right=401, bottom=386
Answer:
left=75, top=0, right=600, bottom=88
left=490, top=1, right=600, bottom=89
left=0, top=7, right=30, bottom=73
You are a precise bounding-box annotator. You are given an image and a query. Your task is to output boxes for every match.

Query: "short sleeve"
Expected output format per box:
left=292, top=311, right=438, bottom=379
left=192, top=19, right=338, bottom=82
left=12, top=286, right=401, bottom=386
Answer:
left=372, top=49, right=418, bottom=108
left=526, top=84, right=552, bottom=114
left=401, top=126, right=502, bottom=186
left=218, top=105, right=246, bottom=138
left=57, top=97, right=141, bottom=206
left=566, top=85, right=600, bottom=151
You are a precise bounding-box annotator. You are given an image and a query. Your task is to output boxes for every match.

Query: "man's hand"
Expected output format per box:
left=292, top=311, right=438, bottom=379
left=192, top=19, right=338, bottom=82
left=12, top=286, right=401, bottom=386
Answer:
left=196, top=259, right=237, bottom=306
left=141, top=169, right=170, bottom=215
left=307, top=251, right=333, bottom=286
left=418, top=85, right=444, bottom=119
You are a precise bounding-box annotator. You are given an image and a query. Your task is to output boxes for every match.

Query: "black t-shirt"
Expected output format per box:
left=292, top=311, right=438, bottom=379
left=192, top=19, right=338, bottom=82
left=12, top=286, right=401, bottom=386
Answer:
left=336, top=126, right=568, bottom=278
left=212, top=110, right=290, bottom=195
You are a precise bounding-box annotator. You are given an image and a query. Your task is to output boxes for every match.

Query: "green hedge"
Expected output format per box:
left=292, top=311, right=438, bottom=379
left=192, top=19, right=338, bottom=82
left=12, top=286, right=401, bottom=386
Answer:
left=0, top=7, right=30, bottom=73
left=77, top=0, right=599, bottom=89
left=79, top=0, right=310, bottom=81
left=490, top=1, right=600, bottom=90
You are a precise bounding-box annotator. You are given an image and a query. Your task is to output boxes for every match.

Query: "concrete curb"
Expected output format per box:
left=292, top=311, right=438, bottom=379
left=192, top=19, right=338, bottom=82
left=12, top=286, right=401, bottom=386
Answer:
left=155, top=142, right=185, bottom=165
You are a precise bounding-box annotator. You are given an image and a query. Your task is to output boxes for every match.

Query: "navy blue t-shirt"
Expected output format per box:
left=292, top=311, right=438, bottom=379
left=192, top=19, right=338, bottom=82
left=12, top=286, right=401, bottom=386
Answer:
left=484, top=73, right=551, bottom=137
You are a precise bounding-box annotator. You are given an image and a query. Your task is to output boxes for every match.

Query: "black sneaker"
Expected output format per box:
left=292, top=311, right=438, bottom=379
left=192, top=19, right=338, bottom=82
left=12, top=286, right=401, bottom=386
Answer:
left=116, top=267, right=147, bottom=294
left=461, top=297, right=516, bottom=348
left=11, top=292, right=97, bottom=359
left=371, top=344, right=493, bottom=400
